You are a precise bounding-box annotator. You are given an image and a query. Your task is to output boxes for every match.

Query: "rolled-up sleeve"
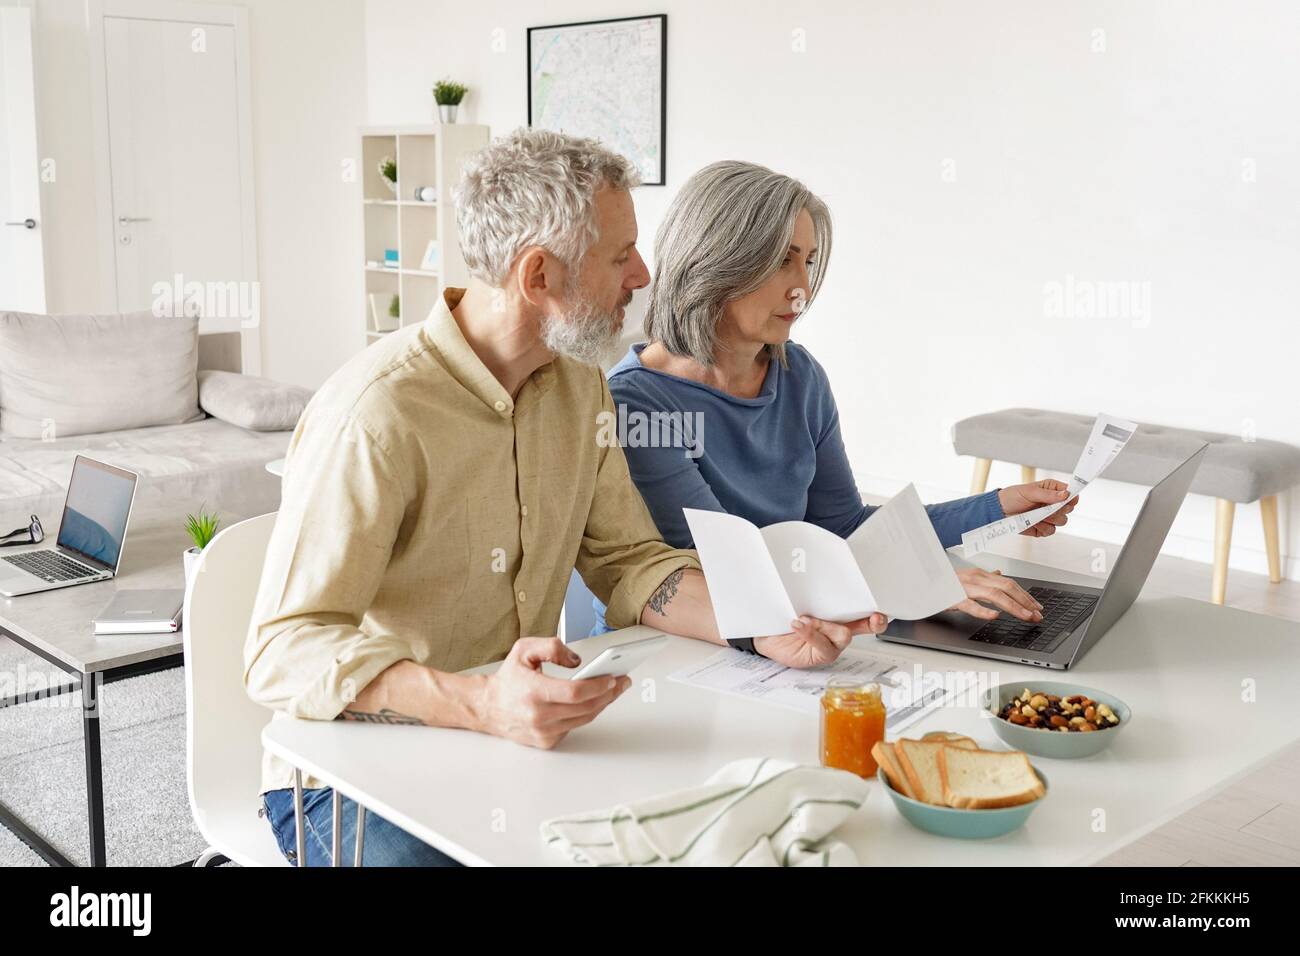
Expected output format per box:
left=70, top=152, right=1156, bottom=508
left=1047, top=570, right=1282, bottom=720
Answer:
left=243, top=410, right=417, bottom=720
left=577, top=381, right=700, bottom=629
left=921, top=490, right=1005, bottom=548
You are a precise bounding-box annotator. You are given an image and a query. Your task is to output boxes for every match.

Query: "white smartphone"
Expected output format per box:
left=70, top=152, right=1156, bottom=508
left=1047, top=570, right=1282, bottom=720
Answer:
left=570, top=634, right=669, bottom=681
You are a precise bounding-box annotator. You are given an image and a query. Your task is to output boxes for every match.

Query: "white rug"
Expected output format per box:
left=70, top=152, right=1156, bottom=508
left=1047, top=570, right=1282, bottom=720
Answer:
left=0, top=635, right=213, bottom=866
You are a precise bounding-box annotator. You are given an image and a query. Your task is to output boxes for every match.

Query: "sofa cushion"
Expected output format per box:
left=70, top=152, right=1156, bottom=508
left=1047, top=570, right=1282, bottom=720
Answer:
left=953, top=408, right=1300, bottom=503
left=0, top=417, right=290, bottom=534
left=198, top=370, right=311, bottom=432
left=0, top=310, right=203, bottom=439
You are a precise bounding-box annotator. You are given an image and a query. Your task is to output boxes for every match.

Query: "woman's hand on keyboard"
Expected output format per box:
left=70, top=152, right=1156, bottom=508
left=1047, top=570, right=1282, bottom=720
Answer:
left=950, top=568, right=1044, bottom=622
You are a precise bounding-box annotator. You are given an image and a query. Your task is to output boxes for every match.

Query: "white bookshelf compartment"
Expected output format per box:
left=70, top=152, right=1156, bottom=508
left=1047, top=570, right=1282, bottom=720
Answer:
left=359, top=124, right=490, bottom=343
left=400, top=202, right=440, bottom=272
left=362, top=135, right=398, bottom=201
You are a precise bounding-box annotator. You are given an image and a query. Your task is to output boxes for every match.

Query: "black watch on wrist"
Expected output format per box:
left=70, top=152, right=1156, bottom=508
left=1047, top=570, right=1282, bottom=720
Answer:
left=726, top=637, right=760, bottom=656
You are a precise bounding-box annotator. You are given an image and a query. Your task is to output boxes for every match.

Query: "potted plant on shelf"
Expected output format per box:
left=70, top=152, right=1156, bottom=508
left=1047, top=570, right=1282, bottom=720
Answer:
left=433, top=78, right=468, bottom=123
left=183, top=508, right=221, bottom=587
left=378, top=155, right=397, bottom=195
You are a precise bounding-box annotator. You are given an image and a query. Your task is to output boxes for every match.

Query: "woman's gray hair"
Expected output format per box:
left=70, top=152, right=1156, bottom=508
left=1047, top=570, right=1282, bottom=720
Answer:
left=454, top=127, right=641, bottom=286
left=645, top=161, right=832, bottom=366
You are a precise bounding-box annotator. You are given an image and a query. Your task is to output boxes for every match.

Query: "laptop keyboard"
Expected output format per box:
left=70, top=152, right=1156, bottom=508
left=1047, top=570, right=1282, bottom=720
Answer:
left=968, top=586, right=1098, bottom=654
left=2, top=549, right=98, bottom=583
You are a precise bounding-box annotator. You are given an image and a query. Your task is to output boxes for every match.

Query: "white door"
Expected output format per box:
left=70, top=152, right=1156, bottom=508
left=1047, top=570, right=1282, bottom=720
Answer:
left=0, top=5, right=46, bottom=312
left=96, top=3, right=259, bottom=370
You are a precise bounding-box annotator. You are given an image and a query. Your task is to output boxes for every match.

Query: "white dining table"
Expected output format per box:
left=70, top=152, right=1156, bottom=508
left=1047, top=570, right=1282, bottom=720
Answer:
left=263, top=550, right=1300, bottom=866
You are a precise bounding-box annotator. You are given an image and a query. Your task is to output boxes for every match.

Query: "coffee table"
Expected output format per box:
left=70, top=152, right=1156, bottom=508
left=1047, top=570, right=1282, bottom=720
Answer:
left=0, top=504, right=265, bottom=866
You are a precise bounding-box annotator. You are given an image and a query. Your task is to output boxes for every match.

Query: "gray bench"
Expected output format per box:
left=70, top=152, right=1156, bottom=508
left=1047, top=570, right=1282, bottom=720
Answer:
left=953, top=408, right=1300, bottom=604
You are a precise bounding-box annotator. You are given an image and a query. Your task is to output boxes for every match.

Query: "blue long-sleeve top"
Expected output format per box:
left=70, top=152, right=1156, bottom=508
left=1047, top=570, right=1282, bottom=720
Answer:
left=590, top=342, right=1005, bottom=634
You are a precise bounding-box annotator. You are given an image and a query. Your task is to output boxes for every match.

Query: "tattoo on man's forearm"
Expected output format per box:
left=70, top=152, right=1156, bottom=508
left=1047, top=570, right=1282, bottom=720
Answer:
left=647, top=569, right=684, bottom=616
left=337, top=707, right=426, bottom=726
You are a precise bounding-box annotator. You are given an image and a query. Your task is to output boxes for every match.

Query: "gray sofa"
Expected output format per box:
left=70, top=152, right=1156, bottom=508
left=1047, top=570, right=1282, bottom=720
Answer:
left=0, top=319, right=304, bottom=533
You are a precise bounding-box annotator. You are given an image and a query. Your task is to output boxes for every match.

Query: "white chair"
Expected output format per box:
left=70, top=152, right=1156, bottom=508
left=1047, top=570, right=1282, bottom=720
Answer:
left=182, top=511, right=289, bottom=867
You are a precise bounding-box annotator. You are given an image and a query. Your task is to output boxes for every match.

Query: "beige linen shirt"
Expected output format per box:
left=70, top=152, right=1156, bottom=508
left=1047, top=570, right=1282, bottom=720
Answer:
left=245, top=288, right=699, bottom=794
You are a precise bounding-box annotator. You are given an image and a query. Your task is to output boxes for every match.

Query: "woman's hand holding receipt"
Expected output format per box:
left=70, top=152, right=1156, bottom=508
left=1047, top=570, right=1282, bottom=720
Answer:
left=997, top=479, right=1080, bottom=538
left=943, top=478, right=1080, bottom=622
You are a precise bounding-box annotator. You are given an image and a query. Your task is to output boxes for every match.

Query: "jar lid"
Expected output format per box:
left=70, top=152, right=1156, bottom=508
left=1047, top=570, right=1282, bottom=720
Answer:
left=822, top=678, right=882, bottom=706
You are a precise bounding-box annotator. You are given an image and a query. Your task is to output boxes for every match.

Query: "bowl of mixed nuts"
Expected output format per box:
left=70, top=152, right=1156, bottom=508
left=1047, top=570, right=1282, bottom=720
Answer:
left=980, top=681, right=1132, bottom=758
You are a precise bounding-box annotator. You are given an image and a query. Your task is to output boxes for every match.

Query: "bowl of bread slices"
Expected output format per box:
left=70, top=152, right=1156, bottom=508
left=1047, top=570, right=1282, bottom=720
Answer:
left=872, top=732, right=1047, bottom=839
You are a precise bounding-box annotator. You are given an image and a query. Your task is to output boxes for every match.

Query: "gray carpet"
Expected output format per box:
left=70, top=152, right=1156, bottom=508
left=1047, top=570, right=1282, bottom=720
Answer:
left=0, top=635, right=214, bottom=866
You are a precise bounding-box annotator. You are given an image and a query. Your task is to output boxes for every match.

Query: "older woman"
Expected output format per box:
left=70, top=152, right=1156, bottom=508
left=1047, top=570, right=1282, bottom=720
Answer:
left=593, top=161, right=1075, bottom=634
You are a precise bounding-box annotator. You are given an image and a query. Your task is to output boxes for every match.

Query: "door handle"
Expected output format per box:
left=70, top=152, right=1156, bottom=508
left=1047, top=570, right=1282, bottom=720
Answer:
left=4, top=218, right=36, bottom=229
left=118, top=215, right=151, bottom=224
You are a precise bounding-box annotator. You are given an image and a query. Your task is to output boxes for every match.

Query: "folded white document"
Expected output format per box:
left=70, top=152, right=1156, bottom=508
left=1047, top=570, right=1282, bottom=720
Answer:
left=961, top=412, right=1138, bottom=557
left=685, top=484, right=966, bottom=641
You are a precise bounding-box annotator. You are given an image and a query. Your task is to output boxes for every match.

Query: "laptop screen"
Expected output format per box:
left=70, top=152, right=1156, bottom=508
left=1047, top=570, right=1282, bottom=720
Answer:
left=56, top=457, right=138, bottom=571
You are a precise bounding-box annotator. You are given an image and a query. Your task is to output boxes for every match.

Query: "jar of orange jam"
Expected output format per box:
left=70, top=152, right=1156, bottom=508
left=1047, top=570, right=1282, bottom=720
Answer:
left=819, top=678, right=887, bottom=778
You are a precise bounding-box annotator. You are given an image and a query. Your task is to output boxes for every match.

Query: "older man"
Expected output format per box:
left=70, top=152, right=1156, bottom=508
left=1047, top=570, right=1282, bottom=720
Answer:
left=244, top=128, right=885, bottom=866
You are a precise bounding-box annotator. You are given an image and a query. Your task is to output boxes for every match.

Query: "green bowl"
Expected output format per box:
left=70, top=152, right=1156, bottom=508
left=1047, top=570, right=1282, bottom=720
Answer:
left=981, top=681, right=1132, bottom=759
left=877, top=765, right=1047, bottom=839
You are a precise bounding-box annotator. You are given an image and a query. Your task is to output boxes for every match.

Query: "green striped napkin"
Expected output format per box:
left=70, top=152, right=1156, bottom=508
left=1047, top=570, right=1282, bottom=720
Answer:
left=540, top=758, right=870, bottom=866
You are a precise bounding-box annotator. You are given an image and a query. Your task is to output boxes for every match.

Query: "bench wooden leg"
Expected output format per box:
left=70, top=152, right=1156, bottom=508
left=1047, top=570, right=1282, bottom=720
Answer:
left=1212, top=498, right=1235, bottom=605
left=970, top=458, right=992, bottom=495
left=1260, top=495, right=1282, bottom=584
left=1020, top=465, right=1037, bottom=484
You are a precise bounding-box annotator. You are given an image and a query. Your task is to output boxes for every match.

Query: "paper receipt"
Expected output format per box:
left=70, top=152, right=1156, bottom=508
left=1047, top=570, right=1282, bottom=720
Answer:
left=961, top=413, right=1138, bottom=557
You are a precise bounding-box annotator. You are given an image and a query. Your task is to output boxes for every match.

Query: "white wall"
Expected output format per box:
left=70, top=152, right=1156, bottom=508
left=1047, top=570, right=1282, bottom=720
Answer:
left=363, top=0, right=1300, bottom=582
left=28, top=0, right=367, bottom=388
left=242, top=0, right=368, bottom=387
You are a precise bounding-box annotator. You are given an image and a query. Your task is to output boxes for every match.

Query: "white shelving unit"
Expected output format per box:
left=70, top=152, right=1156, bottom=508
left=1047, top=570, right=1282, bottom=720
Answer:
left=359, top=124, right=490, bottom=344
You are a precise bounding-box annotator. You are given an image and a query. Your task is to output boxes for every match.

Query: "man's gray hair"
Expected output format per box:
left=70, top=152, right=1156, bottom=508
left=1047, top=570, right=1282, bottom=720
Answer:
left=454, top=127, right=641, bottom=287
left=645, top=161, right=832, bottom=366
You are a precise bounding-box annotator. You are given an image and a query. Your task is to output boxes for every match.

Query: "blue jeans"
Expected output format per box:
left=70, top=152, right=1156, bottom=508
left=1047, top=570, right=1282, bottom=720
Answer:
left=262, top=787, right=462, bottom=867
left=590, top=597, right=613, bottom=637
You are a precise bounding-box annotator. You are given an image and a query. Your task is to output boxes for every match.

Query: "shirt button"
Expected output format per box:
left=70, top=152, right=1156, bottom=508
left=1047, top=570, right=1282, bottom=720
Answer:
left=517, top=590, right=527, bottom=603
left=493, top=400, right=507, bottom=412
left=520, top=505, right=529, bottom=517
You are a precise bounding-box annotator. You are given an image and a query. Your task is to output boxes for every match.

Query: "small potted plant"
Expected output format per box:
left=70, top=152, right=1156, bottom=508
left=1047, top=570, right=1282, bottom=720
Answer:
left=378, top=155, right=397, bottom=195
left=374, top=293, right=400, bottom=332
left=183, top=508, right=221, bottom=587
left=433, top=78, right=468, bottom=123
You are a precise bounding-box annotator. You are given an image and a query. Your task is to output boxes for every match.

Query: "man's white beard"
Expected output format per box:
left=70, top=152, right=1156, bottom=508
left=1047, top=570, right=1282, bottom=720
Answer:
left=540, top=292, right=623, bottom=367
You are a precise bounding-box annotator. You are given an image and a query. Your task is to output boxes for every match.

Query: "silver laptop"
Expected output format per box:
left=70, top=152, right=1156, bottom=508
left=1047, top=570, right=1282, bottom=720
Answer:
left=0, top=456, right=138, bottom=597
left=878, top=443, right=1207, bottom=669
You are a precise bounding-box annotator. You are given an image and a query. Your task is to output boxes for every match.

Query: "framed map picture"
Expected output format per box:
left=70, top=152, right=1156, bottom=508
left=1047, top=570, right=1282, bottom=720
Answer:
left=528, top=14, right=667, bottom=185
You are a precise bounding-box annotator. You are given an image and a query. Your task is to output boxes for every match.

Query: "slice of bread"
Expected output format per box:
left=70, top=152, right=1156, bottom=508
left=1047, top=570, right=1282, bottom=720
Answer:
left=921, top=731, right=978, bottom=750
left=895, top=739, right=950, bottom=806
left=939, top=747, right=1045, bottom=809
left=873, top=741, right=914, bottom=799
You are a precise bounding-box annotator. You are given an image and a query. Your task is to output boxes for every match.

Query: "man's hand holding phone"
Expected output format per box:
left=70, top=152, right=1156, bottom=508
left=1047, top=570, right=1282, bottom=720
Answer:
left=474, top=637, right=630, bottom=750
